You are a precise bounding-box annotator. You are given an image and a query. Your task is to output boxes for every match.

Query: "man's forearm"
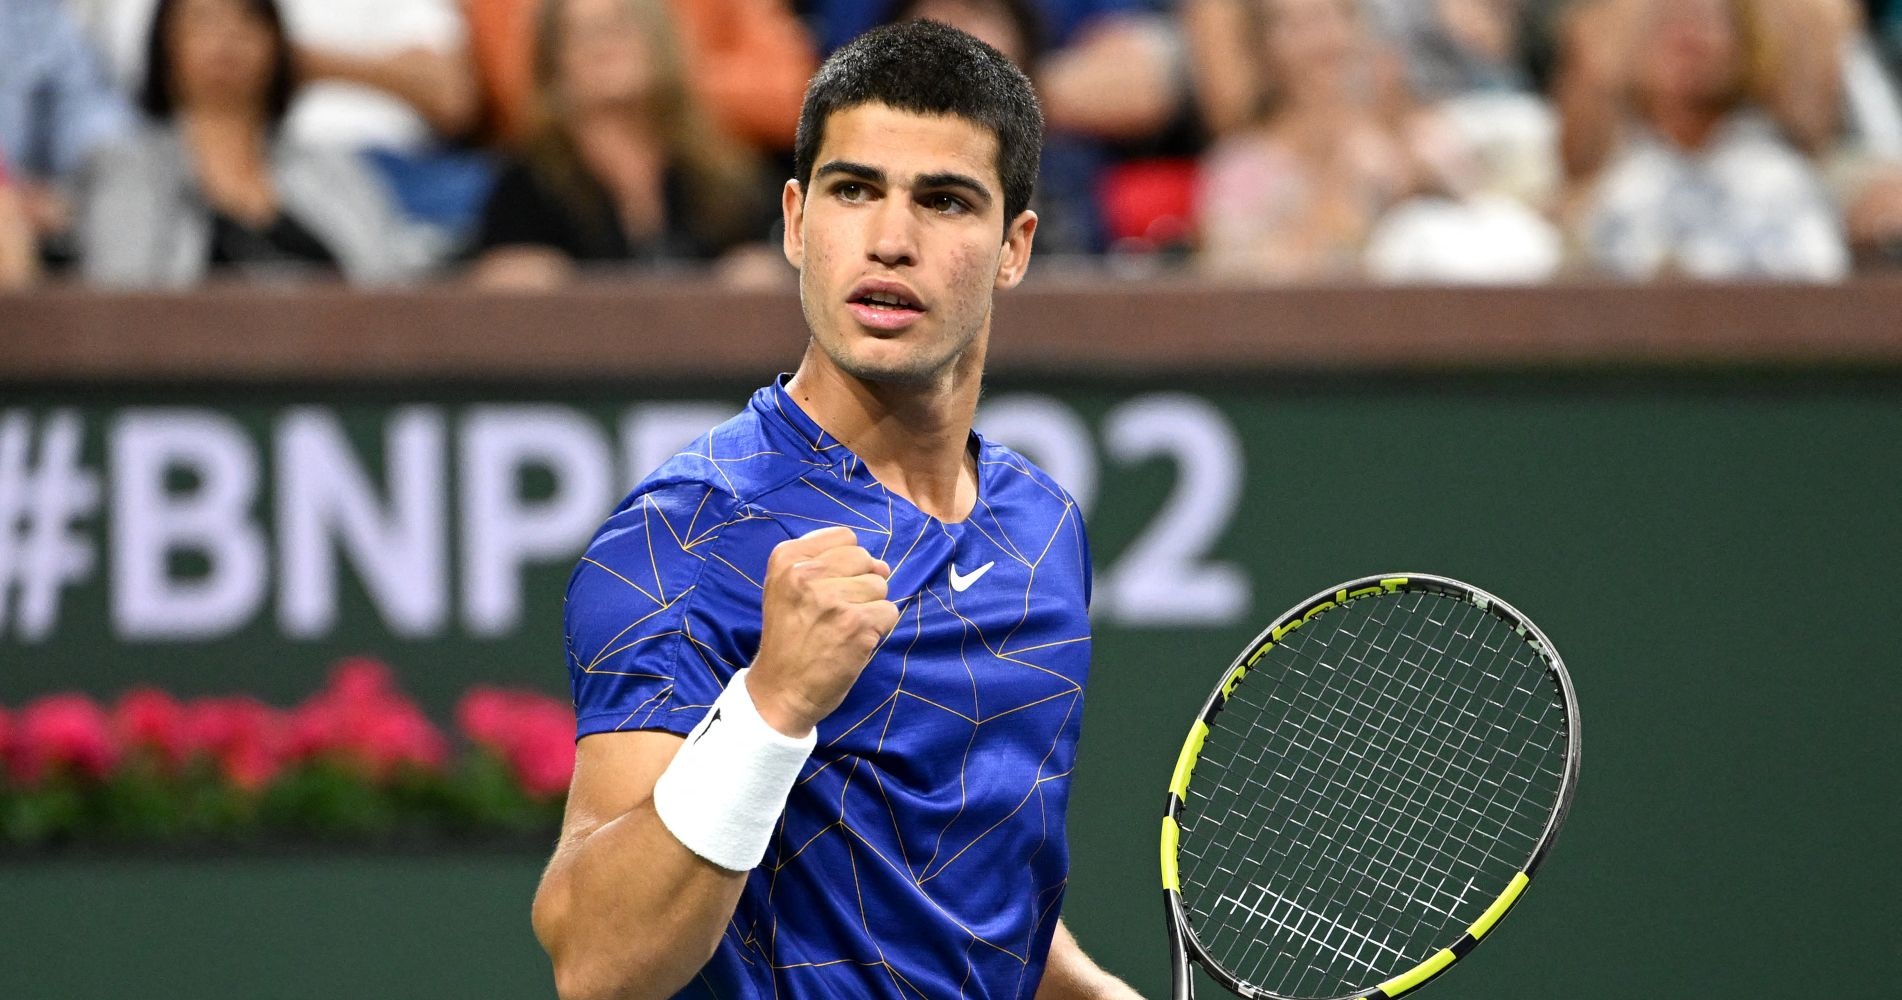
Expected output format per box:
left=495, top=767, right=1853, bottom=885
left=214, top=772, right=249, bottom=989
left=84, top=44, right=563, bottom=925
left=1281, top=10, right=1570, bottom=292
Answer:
left=533, top=799, right=748, bottom=1000
left=1036, top=919, right=1146, bottom=1000
left=297, top=47, right=479, bottom=139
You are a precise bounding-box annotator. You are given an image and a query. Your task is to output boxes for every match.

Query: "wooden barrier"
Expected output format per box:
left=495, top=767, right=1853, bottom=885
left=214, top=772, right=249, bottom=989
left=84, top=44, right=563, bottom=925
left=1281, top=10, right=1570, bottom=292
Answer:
left=4, top=277, right=1900, bottom=381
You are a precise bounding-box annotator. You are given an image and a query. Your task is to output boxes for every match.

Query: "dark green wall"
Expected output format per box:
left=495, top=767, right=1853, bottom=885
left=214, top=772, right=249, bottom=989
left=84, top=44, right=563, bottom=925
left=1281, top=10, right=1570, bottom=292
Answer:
left=3, top=374, right=1896, bottom=998
left=1058, top=376, right=1901, bottom=998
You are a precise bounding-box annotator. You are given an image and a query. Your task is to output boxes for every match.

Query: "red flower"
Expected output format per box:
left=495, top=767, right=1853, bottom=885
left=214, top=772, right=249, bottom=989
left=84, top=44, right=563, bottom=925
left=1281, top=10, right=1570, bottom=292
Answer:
left=113, top=688, right=192, bottom=770
left=0, top=703, right=13, bottom=772
left=184, top=696, right=286, bottom=791
left=286, top=697, right=343, bottom=760
left=10, top=694, right=120, bottom=784
left=455, top=687, right=575, bottom=798
left=506, top=698, right=576, bottom=799
left=357, top=699, right=449, bottom=777
left=286, top=657, right=447, bottom=778
left=455, top=687, right=516, bottom=753
left=326, top=656, right=396, bottom=706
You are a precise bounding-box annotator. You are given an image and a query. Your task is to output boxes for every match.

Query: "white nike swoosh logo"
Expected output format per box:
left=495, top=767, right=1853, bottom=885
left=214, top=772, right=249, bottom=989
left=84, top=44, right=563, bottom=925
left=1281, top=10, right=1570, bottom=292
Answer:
left=948, top=561, right=995, bottom=592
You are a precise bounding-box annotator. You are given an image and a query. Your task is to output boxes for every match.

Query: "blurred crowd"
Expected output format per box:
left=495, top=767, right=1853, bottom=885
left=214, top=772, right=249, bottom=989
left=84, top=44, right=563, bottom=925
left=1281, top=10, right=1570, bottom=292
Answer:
left=4, top=0, right=1902, bottom=291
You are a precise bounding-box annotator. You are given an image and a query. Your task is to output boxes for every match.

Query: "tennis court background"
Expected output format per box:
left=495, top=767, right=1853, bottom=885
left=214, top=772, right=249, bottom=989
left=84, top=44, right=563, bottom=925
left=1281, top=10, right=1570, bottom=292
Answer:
left=2, top=310, right=1896, bottom=996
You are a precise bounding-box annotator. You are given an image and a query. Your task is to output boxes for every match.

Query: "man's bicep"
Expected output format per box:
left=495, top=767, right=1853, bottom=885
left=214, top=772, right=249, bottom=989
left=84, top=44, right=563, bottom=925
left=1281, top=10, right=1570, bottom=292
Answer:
left=555, top=729, right=687, bottom=849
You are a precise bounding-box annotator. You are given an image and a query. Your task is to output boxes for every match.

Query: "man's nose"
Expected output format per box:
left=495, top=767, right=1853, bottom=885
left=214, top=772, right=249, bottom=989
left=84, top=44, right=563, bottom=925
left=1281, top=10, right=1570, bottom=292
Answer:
left=866, top=199, right=918, bottom=268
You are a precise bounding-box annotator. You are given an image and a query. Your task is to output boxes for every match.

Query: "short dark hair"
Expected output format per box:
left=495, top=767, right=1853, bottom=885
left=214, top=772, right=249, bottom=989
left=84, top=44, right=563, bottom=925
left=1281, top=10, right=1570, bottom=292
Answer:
left=140, top=0, right=296, bottom=125
left=794, top=20, right=1044, bottom=228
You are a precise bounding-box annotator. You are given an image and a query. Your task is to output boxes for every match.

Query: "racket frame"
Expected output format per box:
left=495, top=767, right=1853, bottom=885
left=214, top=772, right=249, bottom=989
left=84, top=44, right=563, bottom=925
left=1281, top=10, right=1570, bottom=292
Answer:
left=1161, top=573, right=1581, bottom=1000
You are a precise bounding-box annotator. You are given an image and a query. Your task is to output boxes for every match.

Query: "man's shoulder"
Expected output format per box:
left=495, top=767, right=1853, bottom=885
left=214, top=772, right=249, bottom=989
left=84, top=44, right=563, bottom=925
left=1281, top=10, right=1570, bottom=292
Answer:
left=583, top=404, right=813, bottom=568
left=635, top=402, right=826, bottom=509
left=976, top=436, right=1086, bottom=516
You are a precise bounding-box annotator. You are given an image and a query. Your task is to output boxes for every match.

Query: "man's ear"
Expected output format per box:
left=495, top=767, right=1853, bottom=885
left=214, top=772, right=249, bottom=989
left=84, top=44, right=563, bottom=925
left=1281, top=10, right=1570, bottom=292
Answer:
left=781, top=180, right=805, bottom=269
left=995, top=209, right=1038, bottom=289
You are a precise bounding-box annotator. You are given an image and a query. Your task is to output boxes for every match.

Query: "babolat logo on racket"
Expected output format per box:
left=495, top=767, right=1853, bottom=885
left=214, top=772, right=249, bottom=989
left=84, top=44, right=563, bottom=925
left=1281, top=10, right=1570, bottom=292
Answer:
left=1265, top=578, right=1408, bottom=644
left=1220, top=665, right=1248, bottom=698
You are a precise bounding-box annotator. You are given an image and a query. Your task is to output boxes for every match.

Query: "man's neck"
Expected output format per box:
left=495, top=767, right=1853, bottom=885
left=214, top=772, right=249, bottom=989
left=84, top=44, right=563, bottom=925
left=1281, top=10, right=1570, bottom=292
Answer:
left=784, top=349, right=982, bottom=523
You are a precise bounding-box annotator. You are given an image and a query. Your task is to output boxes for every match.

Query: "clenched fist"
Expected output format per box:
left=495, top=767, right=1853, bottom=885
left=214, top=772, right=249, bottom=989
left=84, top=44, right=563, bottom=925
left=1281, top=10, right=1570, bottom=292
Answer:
left=746, top=526, right=901, bottom=738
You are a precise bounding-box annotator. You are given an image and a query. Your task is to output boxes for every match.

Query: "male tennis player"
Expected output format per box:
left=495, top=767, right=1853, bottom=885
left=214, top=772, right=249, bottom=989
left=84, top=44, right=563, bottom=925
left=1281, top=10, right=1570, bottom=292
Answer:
left=532, top=19, right=1142, bottom=1000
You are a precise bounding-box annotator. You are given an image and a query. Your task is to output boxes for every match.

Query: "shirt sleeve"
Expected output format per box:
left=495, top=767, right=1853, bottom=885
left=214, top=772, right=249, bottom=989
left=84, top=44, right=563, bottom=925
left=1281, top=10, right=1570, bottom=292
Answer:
left=563, top=479, right=787, bottom=739
left=42, top=5, right=134, bottom=177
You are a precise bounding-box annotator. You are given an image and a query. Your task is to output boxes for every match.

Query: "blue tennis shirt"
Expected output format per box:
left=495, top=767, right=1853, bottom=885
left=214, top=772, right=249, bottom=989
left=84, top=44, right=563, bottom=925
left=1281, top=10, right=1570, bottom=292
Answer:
left=564, top=378, right=1094, bottom=999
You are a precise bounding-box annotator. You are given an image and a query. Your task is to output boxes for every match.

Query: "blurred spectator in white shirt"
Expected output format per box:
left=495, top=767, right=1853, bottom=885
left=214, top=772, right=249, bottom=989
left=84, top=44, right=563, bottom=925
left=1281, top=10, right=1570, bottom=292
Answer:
left=1558, top=0, right=1851, bottom=280
left=1194, top=0, right=1559, bottom=283
left=277, top=0, right=478, bottom=150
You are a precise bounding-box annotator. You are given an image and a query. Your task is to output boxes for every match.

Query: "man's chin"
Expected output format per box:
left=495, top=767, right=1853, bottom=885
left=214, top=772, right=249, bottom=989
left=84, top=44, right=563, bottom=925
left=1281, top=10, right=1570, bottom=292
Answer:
left=809, top=315, right=978, bottom=389
left=832, top=354, right=943, bottom=388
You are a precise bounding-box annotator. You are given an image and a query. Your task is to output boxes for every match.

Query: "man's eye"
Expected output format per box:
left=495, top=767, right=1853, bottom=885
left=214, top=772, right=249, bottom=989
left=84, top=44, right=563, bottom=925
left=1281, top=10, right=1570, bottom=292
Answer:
left=836, top=182, right=866, bottom=201
left=928, top=194, right=969, bottom=215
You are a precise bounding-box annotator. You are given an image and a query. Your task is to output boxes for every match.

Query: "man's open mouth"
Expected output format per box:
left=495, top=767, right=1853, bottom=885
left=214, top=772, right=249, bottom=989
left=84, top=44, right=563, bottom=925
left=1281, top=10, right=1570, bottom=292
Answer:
left=850, top=289, right=923, bottom=312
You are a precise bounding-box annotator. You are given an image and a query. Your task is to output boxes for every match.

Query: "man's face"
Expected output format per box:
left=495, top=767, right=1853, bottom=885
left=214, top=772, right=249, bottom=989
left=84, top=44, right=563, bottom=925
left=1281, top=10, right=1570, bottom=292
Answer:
left=783, top=102, right=1036, bottom=389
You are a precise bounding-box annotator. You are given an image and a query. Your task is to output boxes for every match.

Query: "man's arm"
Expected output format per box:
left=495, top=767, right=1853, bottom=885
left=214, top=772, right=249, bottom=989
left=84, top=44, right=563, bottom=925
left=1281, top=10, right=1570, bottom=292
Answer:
left=531, top=729, right=746, bottom=1000
left=533, top=526, right=897, bottom=1000
left=296, top=45, right=480, bottom=140
left=1039, top=15, right=1182, bottom=142
left=0, top=178, right=39, bottom=291
left=1036, top=920, right=1146, bottom=1000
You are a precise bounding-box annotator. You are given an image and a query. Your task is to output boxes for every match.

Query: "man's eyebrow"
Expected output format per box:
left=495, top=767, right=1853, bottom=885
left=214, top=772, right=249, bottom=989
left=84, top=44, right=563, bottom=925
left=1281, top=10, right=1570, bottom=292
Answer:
left=813, top=162, right=994, bottom=205
left=914, top=172, right=993, bottom=205
left=815, top=160, right=886, bottom=185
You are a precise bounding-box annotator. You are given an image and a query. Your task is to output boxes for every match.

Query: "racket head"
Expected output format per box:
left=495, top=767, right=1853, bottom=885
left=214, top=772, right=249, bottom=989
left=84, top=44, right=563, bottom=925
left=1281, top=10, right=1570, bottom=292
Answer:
left=1161, top=574, right=1580, bottom=1000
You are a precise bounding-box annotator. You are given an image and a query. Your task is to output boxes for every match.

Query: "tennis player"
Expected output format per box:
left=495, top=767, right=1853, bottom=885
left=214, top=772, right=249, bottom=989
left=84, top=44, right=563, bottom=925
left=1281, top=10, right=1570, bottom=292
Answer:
left=533, top=20, right=1140, bottom=1000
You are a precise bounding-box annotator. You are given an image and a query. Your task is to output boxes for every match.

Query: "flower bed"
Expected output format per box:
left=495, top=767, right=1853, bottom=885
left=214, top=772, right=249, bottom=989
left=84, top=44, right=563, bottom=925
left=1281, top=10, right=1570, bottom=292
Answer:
left=0, top=658, right=574, bottom=850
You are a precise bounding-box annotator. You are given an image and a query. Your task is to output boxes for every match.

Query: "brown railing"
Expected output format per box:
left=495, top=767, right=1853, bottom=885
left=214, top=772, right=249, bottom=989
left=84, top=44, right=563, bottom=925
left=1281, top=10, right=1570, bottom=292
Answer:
left=4, top=276, right=1900, bottom=381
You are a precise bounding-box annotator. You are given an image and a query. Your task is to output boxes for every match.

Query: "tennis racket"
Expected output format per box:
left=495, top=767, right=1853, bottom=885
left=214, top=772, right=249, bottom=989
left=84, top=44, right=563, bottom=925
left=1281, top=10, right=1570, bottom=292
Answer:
left=1161, top=574, right=1580, bottom=1000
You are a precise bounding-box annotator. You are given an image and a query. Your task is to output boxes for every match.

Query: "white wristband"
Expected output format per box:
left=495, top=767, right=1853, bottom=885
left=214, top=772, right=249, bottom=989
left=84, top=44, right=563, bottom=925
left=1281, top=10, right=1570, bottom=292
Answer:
left=652, top=668, right=816, bottom=872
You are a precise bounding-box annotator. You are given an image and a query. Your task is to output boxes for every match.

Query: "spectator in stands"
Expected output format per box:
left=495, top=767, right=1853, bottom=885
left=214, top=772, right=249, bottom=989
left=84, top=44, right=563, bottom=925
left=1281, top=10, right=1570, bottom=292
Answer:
left=281, top=0, right=488, bottom=234
left=1384, top=1, right=1564, bottom=220
left=0, top=159, right=42, bottom=291
left=467, top=0, right=774, bottom=288
left=1557, top=0, right=1850, bottom=279
left=77, top=0, right=487, bottom=234
left=77, top=0, right=427, bottom=287
left=0, top=0, right=134, bottom=265
left=1362, top=0, right=1531, bottom=100
left=1813, top=0, right=1902, bottom=267
left=810, top=0, right=1180, bottom=141
left=75, top=0, right=478, bottom=141
left=462, top=0, right=818, bottom=153
left=281, top=0, right=478, bottom=146
left=1193, top=0, right=1460, bottom=280
left=1190, top=0, right=1539, bottom=142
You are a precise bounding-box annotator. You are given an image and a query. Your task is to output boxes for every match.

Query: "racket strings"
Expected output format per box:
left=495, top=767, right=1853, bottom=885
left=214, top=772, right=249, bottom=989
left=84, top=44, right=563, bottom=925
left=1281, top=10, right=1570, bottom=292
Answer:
left=1177, top=591, right=1568, bottom=999
left=1194, top=605, right=1547, bottom=994
left=1227, top=596, right=1558, bottom=992
left=1241, top=596, right=1503, bottom=989
left=1197, top=595, right=1563, bottom=994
